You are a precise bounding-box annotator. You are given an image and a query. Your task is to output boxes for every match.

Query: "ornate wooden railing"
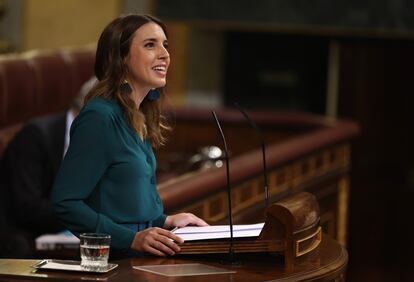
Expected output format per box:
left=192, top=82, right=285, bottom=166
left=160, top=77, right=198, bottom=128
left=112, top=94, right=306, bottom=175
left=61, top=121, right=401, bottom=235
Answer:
left=158, top=108, right=359, bottom=247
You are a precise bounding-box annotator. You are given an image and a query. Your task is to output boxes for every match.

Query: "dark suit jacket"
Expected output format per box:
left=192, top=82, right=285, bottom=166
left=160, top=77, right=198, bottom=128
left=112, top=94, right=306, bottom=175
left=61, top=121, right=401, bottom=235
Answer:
left=1, top=112, right=67, bottom=239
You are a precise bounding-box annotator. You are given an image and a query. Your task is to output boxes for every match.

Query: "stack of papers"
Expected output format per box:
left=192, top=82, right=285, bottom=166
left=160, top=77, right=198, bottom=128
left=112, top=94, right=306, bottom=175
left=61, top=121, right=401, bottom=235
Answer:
left=172, top=223, right=264, bottom=241
left=35, top=230, right=79, bottom=250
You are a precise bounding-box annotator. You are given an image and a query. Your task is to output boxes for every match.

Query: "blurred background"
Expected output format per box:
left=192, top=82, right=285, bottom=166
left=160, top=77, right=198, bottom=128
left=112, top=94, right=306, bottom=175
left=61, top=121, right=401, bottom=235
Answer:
left=1, top=0, right=414, bottom=280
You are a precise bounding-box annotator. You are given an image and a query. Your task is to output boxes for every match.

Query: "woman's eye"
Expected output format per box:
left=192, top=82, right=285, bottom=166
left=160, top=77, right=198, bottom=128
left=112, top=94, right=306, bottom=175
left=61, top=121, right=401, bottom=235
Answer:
left=145, top=42, right=155, bottom=48
left=163, top=43, right=169, bottom=49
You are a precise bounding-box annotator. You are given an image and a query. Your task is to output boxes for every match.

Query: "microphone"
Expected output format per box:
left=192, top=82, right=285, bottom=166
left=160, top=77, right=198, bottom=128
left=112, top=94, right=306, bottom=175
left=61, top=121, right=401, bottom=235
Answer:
left=234, top=103, right=269, bottom=208
left=211, top=110, right=236, bottom=263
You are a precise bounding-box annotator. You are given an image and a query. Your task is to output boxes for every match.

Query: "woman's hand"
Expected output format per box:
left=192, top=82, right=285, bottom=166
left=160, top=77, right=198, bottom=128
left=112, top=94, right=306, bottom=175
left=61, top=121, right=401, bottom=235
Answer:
left=164, top=213, right=209, bottom=229
left=131, top=227, right=184, bottom=256
left=130, top=214, right=207, bottom=256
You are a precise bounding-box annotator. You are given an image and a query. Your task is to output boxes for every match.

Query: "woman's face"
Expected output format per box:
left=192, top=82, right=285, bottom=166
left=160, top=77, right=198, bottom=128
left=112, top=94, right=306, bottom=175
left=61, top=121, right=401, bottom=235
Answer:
left=125, top=22, right=170, bottom=91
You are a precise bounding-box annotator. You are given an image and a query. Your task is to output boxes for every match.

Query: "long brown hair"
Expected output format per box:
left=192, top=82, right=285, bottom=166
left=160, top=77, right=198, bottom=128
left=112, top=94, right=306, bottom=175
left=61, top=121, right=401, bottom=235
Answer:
left=85, top=14, right=170, bottom=148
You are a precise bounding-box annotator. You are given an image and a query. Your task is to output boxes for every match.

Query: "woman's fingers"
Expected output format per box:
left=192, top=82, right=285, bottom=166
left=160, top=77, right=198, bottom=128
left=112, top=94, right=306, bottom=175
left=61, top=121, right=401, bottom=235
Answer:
left=190, top=214, right=209, bottom=226
left=150, top=236, right=179, bottom=255
left=132, top=227, right=183, bottom=256
left=165, top=213, right=209, bottom=228
left=156, top=227, right=184, bottom=244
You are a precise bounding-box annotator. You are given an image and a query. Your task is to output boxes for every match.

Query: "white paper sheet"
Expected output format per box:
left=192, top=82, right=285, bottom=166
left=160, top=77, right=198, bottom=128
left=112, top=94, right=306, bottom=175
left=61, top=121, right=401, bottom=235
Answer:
left=173, top=223, right=264, bottom=241
left=35, top=230, right=79, bottom=250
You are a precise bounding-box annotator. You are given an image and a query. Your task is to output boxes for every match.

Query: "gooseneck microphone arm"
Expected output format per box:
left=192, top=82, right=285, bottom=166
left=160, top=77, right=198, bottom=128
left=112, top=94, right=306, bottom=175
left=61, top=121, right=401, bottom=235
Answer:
left=234, top=103, right=269, bottom=208
left=211, top=111, right=235, bottom=262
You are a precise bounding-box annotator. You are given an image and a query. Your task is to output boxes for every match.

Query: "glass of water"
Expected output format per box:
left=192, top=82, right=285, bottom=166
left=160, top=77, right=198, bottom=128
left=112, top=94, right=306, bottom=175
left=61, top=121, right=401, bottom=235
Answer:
left=80, top=233, right=111, bottom=271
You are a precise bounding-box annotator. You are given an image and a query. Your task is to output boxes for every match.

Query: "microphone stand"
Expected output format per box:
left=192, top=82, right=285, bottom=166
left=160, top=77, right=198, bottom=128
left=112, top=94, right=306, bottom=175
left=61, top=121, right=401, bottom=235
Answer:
left=234, top=103, right=269, bottom=208
left=212, top=111, right=239, bottom=265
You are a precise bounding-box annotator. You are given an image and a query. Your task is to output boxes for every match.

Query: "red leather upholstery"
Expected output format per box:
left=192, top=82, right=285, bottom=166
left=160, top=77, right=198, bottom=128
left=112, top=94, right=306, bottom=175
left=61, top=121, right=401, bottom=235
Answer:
left=0, top=47, right=95, bottom=129
left=28, top=52, right=78, bottom=115
left=60, top=48, right=95, bottom=98
left=0, top=57, right=36, bottom=127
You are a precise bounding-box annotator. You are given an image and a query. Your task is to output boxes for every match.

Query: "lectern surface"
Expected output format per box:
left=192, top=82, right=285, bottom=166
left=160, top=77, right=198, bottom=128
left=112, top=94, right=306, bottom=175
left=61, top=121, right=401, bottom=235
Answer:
left=134, top=263, right=236, bottom=276
left=0, top=236, right=347, bottom=282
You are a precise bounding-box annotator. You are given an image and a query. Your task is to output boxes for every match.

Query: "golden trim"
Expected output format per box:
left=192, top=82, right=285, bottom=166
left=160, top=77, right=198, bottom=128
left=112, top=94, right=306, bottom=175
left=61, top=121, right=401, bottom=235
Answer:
left=337, top=177, right=350, bottom=246
left=295, top=227, right=322, bottom=257
left=174, top=144, right=352, bottom=247
left=326, top=40, right=340, bottom=117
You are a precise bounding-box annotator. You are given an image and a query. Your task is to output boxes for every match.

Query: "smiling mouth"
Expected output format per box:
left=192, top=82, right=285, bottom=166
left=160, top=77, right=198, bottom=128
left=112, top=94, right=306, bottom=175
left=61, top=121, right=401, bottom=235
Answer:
left=152, top=66, right=167, bottom=78
left=152, top=65, right=167, bottom=73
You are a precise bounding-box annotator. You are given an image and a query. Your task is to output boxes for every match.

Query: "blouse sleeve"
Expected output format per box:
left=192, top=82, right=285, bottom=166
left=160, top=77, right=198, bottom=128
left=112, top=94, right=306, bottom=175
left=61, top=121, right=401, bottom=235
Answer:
left=51, top=109, right=136, bottom=249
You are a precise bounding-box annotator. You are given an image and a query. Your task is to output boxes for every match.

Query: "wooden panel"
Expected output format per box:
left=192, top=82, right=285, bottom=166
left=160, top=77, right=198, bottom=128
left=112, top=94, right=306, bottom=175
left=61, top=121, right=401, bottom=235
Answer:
left=23, top=0, right=121, bottom=50
left=168, top=144, right=351, bottom=245
left=0, top=237, right=348, bottom=282
left=158, top=109, right=358, bottom=248
left=163, top=22, right=188, bottom=105
left=338, top=39, right=414, bottom=281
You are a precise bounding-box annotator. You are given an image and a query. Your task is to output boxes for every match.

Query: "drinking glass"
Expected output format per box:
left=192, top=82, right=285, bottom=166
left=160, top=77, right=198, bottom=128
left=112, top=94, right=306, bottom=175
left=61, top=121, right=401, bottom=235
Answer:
left=80, top=233, right=111, bottom=271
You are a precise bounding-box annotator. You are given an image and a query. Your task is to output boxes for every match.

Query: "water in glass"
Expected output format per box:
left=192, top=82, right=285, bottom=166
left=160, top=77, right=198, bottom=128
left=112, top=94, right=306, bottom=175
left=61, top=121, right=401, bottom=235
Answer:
left=80, top=233, right=110, bottom=271
left=80, top=244, right=109, bottom=270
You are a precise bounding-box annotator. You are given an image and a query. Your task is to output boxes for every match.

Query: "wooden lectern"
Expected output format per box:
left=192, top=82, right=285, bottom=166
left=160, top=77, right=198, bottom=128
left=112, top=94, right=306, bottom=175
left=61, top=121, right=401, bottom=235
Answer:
left=178, top=192, right=322, bottom=268
left=0, top=193, right=348, bottom=282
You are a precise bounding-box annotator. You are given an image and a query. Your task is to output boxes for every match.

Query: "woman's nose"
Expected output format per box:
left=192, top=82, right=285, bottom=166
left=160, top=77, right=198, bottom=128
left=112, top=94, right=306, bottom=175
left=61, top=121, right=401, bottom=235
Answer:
left=159, top=46, right=169, bottom=59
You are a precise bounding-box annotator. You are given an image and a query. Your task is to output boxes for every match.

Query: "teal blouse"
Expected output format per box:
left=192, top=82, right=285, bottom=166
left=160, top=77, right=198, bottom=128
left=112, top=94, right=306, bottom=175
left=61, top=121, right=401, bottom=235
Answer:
left=51, top=97, right=166, bottom=249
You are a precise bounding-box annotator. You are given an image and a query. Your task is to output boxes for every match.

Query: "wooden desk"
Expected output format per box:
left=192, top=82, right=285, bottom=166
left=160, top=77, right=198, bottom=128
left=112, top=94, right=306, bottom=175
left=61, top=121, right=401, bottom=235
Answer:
left=0, top=236, right=347, bottom=282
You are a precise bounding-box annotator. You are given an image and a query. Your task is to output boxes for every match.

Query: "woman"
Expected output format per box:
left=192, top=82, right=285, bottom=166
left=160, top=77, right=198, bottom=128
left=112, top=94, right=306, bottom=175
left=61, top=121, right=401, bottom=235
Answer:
left=51, top=14, right=207, bottom=257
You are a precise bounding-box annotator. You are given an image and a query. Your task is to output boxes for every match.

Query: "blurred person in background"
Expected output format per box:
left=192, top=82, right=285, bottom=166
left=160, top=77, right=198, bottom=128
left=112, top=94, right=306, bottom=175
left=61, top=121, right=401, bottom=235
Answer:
left=0, top=77, right=96, bottom=257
